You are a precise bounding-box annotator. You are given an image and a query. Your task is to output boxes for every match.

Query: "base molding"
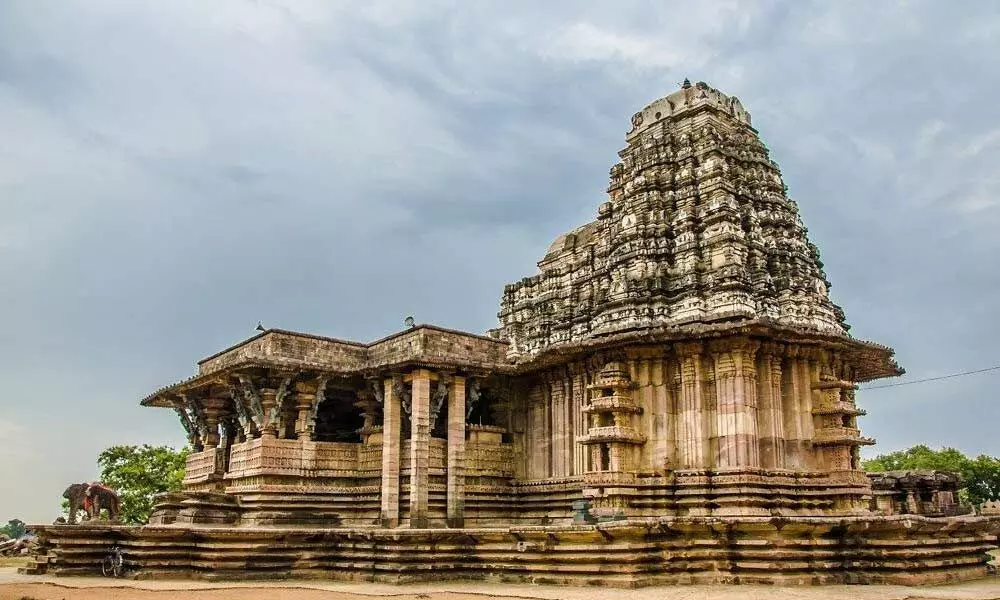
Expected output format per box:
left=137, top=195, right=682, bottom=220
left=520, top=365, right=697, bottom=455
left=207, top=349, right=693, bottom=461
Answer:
left=26, top=515, right=1000, bottom=587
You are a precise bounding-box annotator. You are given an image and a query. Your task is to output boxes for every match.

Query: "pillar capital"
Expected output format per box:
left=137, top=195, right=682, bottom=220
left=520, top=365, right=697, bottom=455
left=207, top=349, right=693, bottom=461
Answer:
left=707, top=336, right=759, bottom=357
left=759, top=341, right=785, bottom=359
left=674, top=341, right=703, bottom=359
left=625, top=346, right=667, bottom=361
left=567, top=360, right=588, bottom=377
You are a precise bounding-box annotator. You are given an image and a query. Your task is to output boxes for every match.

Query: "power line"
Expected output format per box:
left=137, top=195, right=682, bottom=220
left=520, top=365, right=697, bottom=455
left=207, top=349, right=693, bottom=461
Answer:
left=861, top=365, right=1000, bottom=390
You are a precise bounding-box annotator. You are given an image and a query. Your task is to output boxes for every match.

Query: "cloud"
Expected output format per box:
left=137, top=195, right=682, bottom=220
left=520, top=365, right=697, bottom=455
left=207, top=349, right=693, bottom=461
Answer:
left=1, top=0, right=1000, bottom=521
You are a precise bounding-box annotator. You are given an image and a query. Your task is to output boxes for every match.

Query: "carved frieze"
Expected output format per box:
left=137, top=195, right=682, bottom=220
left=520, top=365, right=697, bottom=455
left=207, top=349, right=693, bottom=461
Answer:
left=237, top=375, right=265, bottom=431
left=392, top=374, right=412, bottom=418
left=306, top=377, right=330, bottom=438
left=428, top=376, right=449, bottom=429
left=466, top=377, right=482, bottom=421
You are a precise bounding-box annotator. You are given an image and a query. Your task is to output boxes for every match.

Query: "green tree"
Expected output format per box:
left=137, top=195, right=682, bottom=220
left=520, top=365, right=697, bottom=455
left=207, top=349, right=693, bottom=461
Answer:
left=863, top=445, right=1000, bottom=507
left=0, top=519, right=25, bottom=539
left=965, top=454, right=1000, bottom=507
left=863, top=444, right=969, bottom=472
left=97, top=445, right=189, bottom=524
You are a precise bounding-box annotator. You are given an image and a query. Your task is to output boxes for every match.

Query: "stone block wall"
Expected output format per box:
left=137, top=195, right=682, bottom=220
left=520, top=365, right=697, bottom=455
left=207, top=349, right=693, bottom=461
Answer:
left=198, top=331, right=367, bottom=375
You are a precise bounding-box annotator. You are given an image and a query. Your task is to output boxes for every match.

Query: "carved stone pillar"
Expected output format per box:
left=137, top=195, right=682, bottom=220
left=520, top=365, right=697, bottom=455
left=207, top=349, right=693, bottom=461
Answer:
left=756, top=343, right=786, bottom=469
left=202, top=405, right=223, bottom=450
left=380, top=377, right=401, bottom=527
left=569, top=362, right=587, bottom=476
left=782, top=346, right=806, bottom=469
left=355, top=387, right=381, bottom=444
left=675, top=342, right=706, bottom=469
left=710, top=338, right=760, bottom=470
left=447, top=375, right=466, bottom=527
left=409, top=369, right=431, bottom=528
left=294, top=382, right=317, bottom=441
left=259, top=388, right=278, bottom=439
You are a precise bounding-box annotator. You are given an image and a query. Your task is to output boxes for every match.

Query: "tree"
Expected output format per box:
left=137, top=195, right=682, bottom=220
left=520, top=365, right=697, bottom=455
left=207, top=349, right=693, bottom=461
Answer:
left=97, top=445, right=189, bottom=524
left=863, top=444, right=968, bottom=473
left=964, top=454, right=1000, bottom=507
left=863, top=445, right=1000, bottom=507
left=0, top=519, right=25, bottom=539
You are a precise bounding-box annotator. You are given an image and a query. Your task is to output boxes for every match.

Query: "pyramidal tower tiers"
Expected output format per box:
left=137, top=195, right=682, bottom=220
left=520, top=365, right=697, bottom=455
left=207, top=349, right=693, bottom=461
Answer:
left=493, top=80, right=888, bottom=377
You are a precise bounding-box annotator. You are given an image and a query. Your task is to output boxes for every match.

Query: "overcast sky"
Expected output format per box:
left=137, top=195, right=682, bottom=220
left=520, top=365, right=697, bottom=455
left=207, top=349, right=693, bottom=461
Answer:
left=2, top=0, right=999, bottom=523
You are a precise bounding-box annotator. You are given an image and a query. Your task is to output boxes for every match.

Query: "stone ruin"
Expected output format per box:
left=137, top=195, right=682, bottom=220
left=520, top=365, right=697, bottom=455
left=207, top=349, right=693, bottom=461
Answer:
left=22, top=80, right=1000, bottom=586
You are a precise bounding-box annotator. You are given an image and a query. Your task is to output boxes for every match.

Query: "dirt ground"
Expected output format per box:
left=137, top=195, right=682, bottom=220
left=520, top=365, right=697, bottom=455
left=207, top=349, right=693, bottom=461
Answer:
left=4, top=570, right=1000, bottom=600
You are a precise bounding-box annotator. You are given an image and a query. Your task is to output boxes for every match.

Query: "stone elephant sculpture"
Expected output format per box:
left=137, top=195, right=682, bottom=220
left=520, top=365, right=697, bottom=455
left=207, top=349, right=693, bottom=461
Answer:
left=85, top=483, right=121, bottom=522
left=62, top=482, right=122, bottom=523
left=62, top=483, right=91, bottom=524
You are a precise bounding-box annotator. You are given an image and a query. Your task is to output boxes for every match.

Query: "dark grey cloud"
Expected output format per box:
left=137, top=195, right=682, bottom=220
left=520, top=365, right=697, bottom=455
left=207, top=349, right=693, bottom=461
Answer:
left=2, top=0, right=999, bottom=521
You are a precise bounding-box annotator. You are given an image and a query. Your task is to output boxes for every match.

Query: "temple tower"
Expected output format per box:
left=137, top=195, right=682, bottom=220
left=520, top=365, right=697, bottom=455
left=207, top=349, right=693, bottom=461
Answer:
left=493, top=79, right=851, bottom=358
left=491, top=79, right=902, bottom=516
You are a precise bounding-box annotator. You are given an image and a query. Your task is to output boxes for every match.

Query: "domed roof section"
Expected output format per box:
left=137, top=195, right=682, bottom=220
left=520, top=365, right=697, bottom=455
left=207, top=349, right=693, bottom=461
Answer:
left=627, top=79, right=752, bottom=140
left=491, top=81, right=893, bottom=376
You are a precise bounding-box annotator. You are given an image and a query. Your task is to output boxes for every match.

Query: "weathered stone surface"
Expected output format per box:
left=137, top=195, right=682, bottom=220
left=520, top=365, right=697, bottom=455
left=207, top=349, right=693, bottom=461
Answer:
left=492, top=82, right=872, bottom=362
left=26, top=516, right=1000, bottom=585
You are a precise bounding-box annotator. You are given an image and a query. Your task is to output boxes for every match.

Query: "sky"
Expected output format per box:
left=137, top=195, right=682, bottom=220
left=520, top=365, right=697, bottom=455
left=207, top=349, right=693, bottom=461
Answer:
left=2, top=0, right=1000, bottom=523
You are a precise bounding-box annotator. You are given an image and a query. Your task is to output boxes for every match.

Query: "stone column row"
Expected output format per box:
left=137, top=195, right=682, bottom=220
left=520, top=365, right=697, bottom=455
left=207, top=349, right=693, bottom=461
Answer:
left=668, top=341, right=837, bottom=472
left=671, top=339, right=802, bottom=471
left=379, top=369, right=468, bottom=529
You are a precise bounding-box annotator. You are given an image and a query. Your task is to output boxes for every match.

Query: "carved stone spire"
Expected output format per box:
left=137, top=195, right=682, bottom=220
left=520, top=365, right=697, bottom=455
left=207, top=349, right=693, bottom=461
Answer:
left=493, top=81, right=847, bottom=360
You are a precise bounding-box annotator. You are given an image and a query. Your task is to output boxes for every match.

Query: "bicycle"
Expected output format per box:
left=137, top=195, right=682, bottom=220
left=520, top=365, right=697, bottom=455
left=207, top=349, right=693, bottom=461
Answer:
left=101, top=544, right=124, bottom=578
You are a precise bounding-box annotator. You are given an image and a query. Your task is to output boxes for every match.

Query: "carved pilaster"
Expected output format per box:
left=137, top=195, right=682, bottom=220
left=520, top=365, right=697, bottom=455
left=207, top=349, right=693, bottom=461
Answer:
left=675, top=342, right=706, bottom=469
left=708, top=337, right=760, bottom=469
left=756, top=346, right=786, bottom=470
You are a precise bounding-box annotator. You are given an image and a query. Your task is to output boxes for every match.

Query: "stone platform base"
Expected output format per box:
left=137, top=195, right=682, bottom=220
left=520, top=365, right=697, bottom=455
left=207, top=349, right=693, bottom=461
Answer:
left=25, top=515, right=1000, bottom=587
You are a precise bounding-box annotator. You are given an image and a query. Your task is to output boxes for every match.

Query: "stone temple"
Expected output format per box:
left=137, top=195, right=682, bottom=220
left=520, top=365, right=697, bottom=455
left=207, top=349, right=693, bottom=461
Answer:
left=27, top=81, right=999, bottom=585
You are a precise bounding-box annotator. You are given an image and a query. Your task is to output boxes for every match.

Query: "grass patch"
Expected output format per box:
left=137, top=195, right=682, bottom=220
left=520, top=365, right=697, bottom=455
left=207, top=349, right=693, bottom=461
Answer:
left=0, top=555, right=29, bottom=568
